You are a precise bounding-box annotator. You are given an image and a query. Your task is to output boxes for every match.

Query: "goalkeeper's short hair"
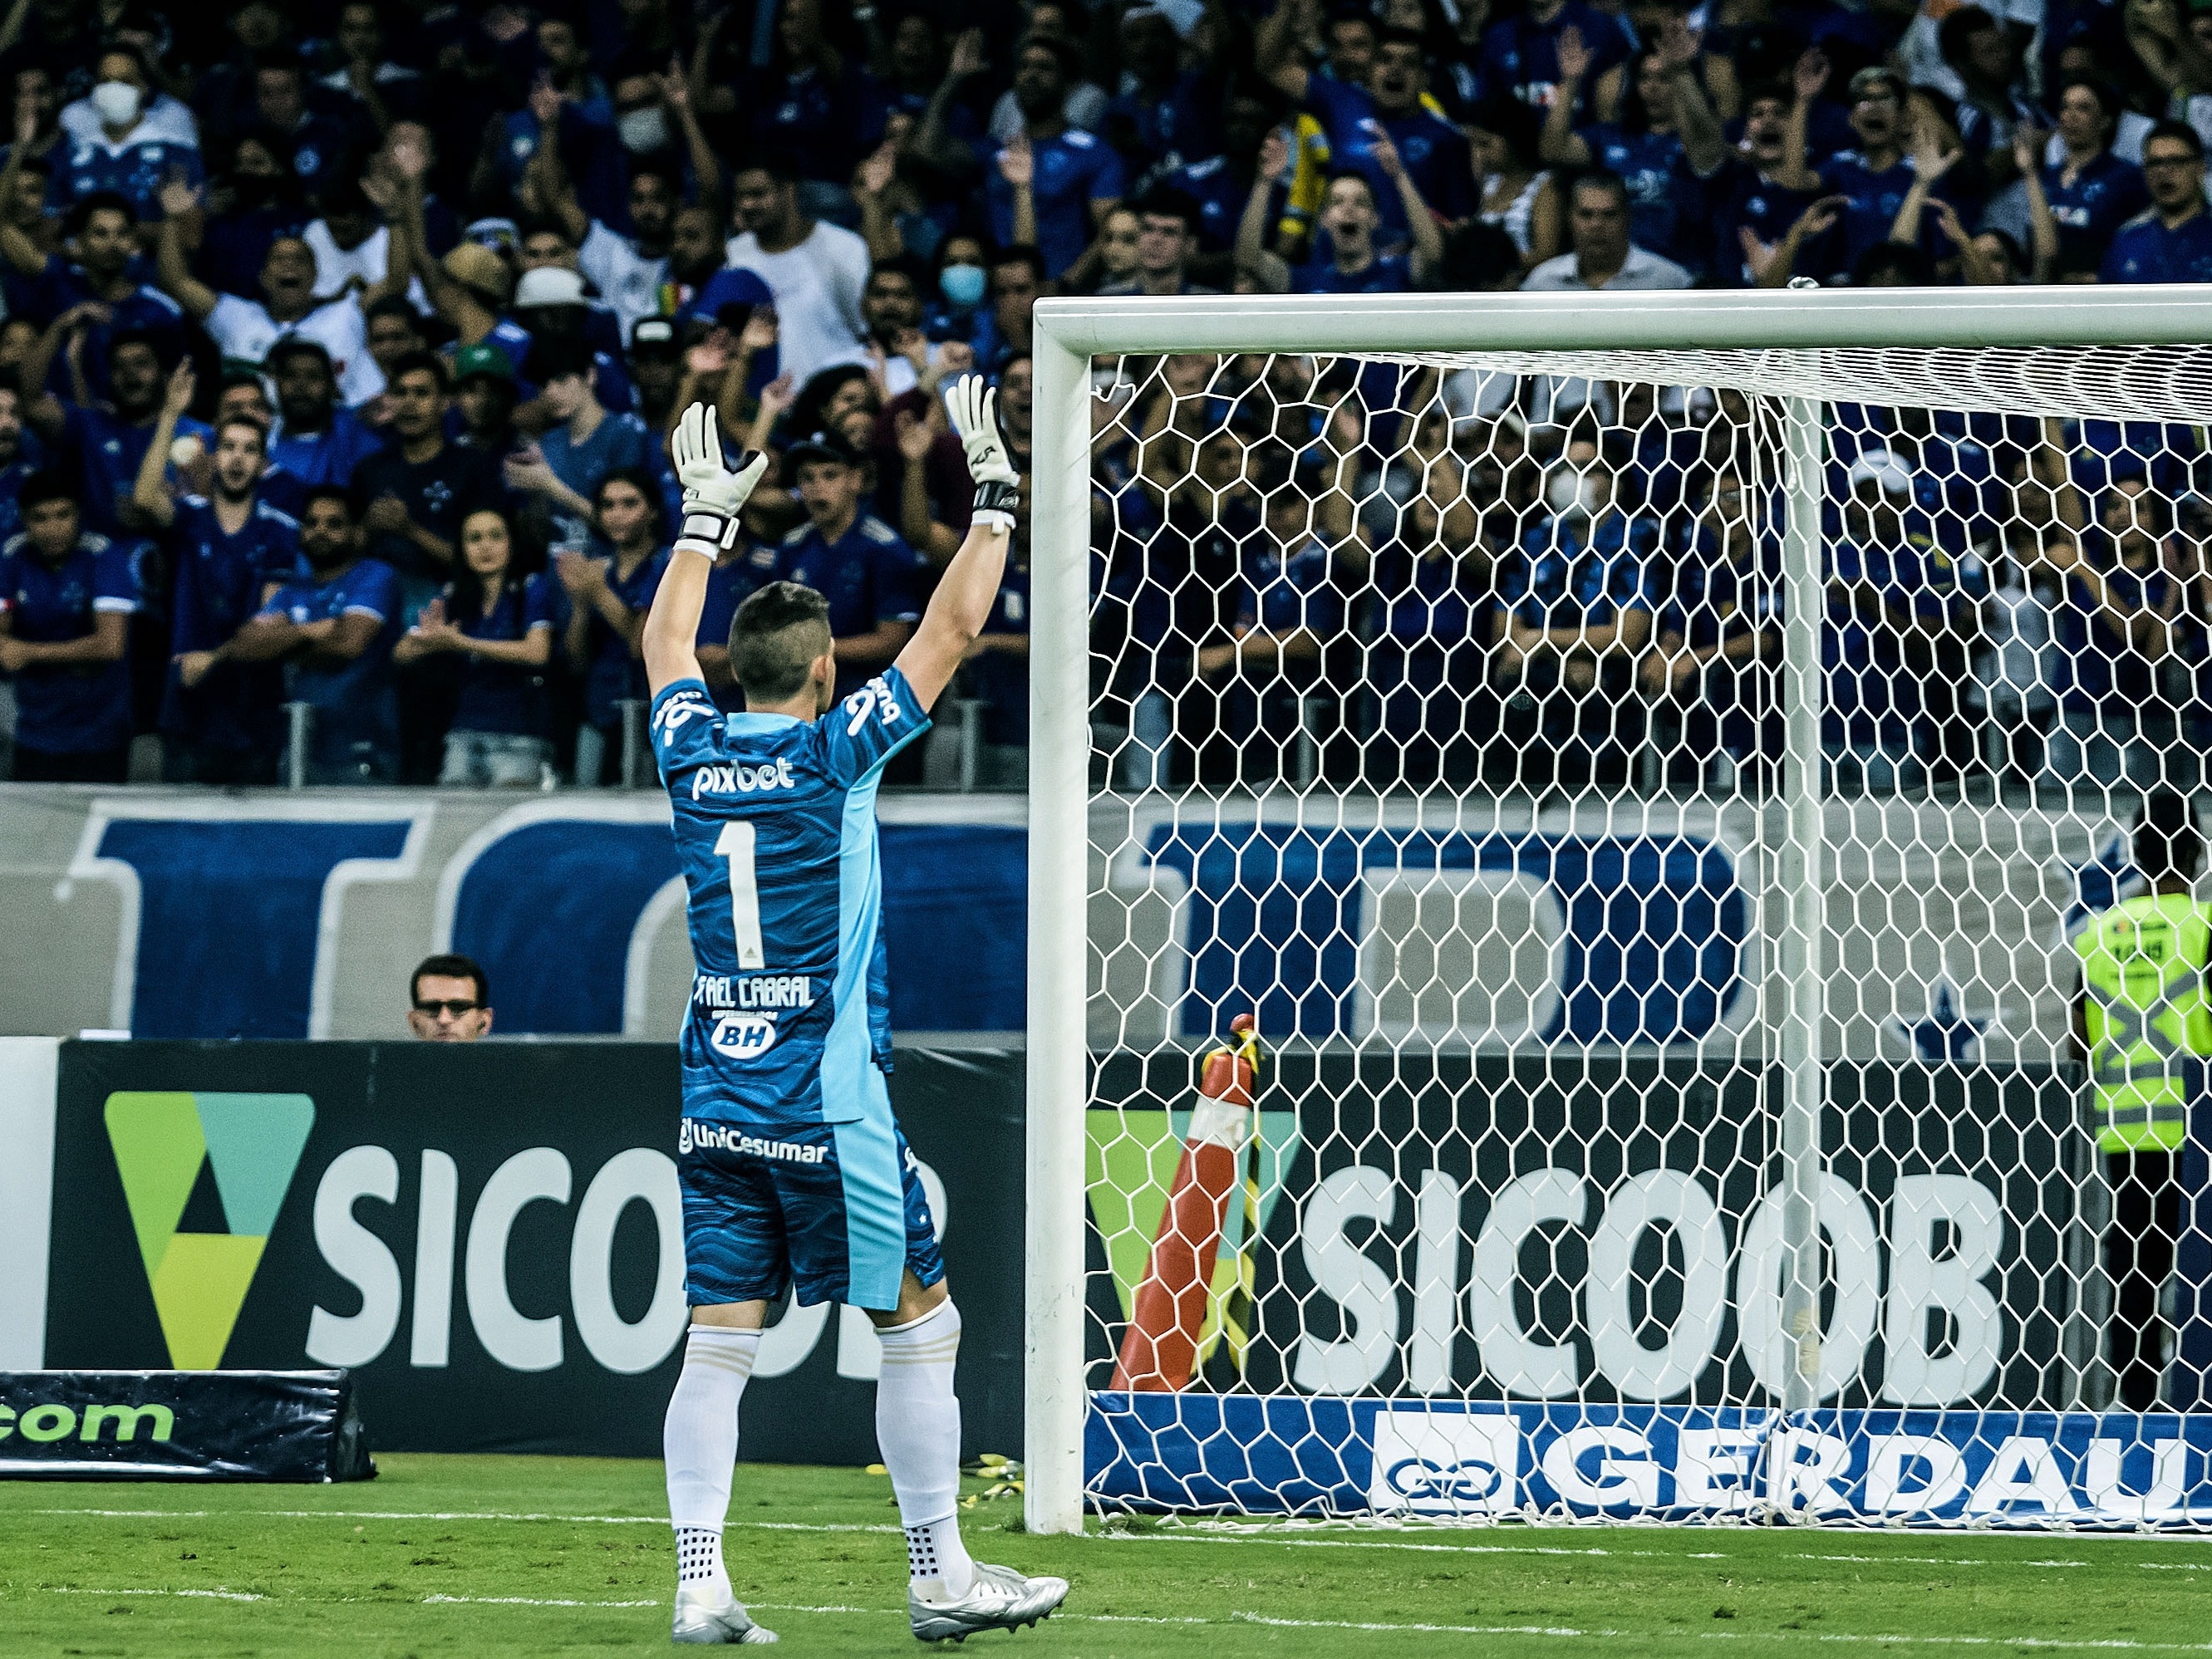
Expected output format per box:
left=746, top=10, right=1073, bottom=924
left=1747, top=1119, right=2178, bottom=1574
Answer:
left=730, top=580, right=835, bottom=704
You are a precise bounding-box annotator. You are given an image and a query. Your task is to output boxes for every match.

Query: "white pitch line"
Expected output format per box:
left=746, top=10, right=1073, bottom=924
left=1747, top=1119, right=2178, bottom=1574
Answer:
left=3, top=1506, right=898, bottom=1533
left=40, top=1587, right=265, bottom=1602
left=22, top=1587, right=2212, bottom=1649
left=422, top=1594, right=661, bottom=1608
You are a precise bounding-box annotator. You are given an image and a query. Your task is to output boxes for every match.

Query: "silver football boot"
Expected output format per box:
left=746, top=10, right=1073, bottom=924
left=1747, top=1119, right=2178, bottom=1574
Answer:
left=908, top=1561, right=1069, bottom=1642
left=671, top=1586, right=778, bottom=1644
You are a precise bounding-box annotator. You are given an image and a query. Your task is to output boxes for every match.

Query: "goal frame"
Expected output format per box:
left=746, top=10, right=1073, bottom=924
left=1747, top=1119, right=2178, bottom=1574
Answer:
left=1021, top=285, right=2212, bottom=1535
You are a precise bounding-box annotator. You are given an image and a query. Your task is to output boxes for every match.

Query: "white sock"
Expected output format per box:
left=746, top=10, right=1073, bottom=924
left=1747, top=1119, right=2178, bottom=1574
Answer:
left=875, top=1298, right=974, bottom=1600
left=665, top=1325, right=759, bottom=1603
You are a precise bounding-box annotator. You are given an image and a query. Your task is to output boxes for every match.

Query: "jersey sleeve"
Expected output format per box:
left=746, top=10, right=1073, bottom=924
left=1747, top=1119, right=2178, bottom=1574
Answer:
left=92, top=543, right=138, bottom=612
left=651, top=679, right=726, bottom=785
left=524, top=571, right=561, bottom=630
left=1301, top=73, right=1364, bottom=142
left=816, top=665, right=931, bottom=784
left=346, top=560, right=401, bottom=621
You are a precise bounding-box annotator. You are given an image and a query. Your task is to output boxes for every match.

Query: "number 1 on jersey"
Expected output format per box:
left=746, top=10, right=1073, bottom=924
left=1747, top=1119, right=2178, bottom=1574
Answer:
left=715, top=820, right=766, bottom=969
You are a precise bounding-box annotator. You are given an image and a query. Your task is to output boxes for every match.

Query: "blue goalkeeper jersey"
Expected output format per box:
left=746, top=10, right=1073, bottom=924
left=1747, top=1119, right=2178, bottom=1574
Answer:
left=651, top=667, right=931, bottom=1126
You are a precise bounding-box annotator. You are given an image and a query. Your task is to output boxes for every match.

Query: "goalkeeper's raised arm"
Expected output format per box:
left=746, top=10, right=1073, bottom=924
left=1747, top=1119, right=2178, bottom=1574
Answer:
left=892, top=374, right=1015, bottom=714
left=643, top=402, right=770, bottom=696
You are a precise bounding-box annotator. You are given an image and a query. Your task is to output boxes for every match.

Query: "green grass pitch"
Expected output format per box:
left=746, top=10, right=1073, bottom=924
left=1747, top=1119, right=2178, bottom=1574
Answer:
left=6, top=1455, right=2212, bottom=1655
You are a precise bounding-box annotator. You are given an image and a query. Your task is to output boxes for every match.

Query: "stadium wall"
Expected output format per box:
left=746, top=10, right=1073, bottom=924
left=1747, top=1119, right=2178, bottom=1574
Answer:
left=0, top=788, right=2145, bottom=1057
left=0, top=1038, right=1025, bottom=1462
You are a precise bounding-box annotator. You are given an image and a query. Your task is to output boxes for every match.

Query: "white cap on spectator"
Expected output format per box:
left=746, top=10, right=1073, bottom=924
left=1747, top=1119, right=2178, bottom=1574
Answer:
left=1124, top=0, right=1203, bottom=36
left=1848, top=449, right=1913, bottom=498
left=515, top=267, right=587, bottom=309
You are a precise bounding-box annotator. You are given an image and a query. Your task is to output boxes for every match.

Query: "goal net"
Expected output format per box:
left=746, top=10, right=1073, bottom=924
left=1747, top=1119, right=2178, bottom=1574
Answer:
left=1020, top=291, right=2212, bottom=1533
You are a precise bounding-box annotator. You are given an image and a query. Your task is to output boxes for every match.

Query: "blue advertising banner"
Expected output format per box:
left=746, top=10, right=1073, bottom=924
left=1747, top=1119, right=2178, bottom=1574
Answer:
left=1141, top=824, right=1750, bottom=1042
left=1089, top=1396, right=2212, bottom=1526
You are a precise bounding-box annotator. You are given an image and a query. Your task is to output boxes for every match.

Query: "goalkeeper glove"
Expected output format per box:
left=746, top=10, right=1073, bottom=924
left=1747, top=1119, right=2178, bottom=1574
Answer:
left=669, top=401, right=769, bottom=553
left=944, top=373, right=1019, bottom=531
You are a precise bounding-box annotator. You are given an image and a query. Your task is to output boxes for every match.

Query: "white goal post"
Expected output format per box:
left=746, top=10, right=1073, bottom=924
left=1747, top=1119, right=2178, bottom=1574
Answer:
left=1022, top=287, right=2212, bottom=1535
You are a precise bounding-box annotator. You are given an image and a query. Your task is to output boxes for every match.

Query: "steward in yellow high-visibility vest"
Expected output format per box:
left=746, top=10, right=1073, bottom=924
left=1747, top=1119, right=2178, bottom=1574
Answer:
left=2072, top=792, right=2209, bottom=1410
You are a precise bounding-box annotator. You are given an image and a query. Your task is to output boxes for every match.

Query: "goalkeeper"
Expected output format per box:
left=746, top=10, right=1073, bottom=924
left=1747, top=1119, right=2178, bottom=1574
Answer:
left=639, top=376, right=1069, bottom=1645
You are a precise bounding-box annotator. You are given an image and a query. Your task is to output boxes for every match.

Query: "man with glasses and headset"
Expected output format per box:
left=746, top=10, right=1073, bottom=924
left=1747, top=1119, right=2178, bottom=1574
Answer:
left=407, top=953, right=494, bottom=1040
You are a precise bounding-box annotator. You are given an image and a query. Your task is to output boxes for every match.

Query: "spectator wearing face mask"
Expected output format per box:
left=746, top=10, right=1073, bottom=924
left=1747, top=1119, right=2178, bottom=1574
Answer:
left=55, top=44, right=201, bottom=226
left=922, top=234, right=990, bottom=346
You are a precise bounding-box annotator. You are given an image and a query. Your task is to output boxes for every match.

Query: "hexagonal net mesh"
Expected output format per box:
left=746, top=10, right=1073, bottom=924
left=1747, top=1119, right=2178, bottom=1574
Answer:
left=1072, top=344, right=2212, bottom=1529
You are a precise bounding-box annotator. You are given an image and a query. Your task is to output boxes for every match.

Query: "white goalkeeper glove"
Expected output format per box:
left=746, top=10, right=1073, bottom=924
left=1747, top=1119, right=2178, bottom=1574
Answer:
left=669, top=401, right=769, bottom=552
left=944, top=372, right=1019, bottom=530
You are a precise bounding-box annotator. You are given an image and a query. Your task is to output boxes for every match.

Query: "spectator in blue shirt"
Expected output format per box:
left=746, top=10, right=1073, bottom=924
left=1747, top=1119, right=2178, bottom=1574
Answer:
left=2042, top=480, right=2196, bottom=795
left=1477, top=0, right=1634, bottom=120
left=985, top=38, right=1125, bottom=281
left=1354, top=457, right=1496, bottom=791
left=1160, top=89, right=1282, bottom=256
left=1100, top=4, right=1225, bottom=180
left=2044, top=80, right=2146, bottom=277
left=1493, top=434, right=1658, bottom=789
left=132, top=364, right=297, bottom=784
left=247, top=56, right=362, bottom=200
left=0, top=469, right=137, bottom=781
left=52, top=46, right=202, bottom=228
left=266, top=338, right=384, bottom=492
left=1, top=189, right=189, bottom=416
left=559, top=465, right=667, bottom=784
left=0, top=385, right=46, bottom=546
left=1820, top=68, right=1958, bottom=279
left=394, top=506, right=561, bottom=787
left=745, top=0, right=878, bottom=194
left=234, top=486, right=402, bottom=784
left=769, top=429, right=929, bottom=702
left=1541, top=22, right=1728, bottom=277
left=1258, top=8, right=1476, bottom=249
left=1238, top=127, right=1443, bottom=296
left=1712, top=71, right=1827, bottom=285
left=1639, top=469, right=1781, bottom=791
left=2101, top=121, right=2212, bottom=284
left=504, top=335, right=666, bottom=550
left=1203, top=473, right=1352, bottom=786
left=22, top=325, right=206, bottom=537
left=1822, top=449, right=1977, bottom=790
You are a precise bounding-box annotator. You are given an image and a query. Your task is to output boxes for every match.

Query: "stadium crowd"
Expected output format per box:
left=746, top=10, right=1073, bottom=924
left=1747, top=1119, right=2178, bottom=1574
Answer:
left=0, top=0, right=2201, bottom=792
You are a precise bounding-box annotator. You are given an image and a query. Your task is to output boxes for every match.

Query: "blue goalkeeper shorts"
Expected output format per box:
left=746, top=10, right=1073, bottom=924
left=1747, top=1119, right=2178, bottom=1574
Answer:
left=677, top=1113, right=944, bottom=1313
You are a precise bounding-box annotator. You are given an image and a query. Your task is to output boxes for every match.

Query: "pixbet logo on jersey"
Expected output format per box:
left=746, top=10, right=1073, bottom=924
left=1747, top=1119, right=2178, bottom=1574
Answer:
left=691, top=758, right=795, bottom=800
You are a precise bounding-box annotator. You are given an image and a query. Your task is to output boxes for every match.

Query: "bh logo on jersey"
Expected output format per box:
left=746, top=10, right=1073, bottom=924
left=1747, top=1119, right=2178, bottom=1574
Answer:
left=710, top=1010, right=780, bottom=1058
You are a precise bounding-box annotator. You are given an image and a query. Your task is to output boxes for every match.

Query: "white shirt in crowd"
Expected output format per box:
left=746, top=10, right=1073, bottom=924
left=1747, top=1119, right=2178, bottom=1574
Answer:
left=1520, top=245, right=1693, bottom=292
left=305, top=221, right=390, bottom=298
left=205, top=293, right=384, bottom=406
left=579, top=220, right=668, bottom=345
left=58, top=91, right=200, bottom=150
left=725, top=219, right=872, bottom=386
